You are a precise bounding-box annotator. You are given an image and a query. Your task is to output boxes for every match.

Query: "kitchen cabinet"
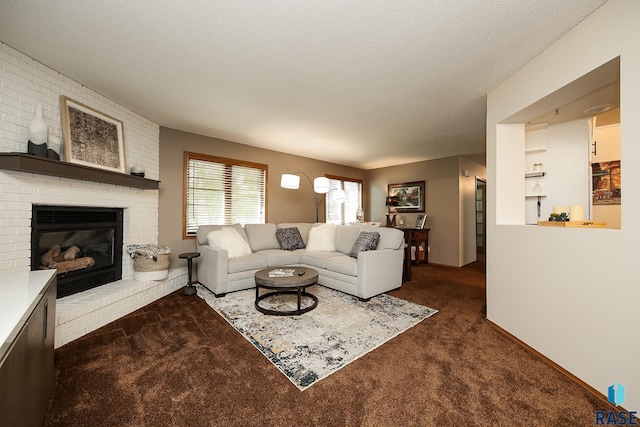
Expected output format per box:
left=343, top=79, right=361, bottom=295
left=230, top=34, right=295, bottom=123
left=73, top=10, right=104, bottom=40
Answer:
left=0, top=270, right=56, bottom=427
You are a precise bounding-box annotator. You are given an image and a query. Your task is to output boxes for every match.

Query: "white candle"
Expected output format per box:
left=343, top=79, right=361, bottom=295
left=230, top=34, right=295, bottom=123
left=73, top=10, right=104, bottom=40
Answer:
left=553, top=206, right=566, bottom=214
left=569, top=205, right=584, bottom=221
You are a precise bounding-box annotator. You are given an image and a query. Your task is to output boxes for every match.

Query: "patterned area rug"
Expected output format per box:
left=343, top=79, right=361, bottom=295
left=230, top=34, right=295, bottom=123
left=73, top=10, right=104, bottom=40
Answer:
left=197, top=284, right=437, bottom=390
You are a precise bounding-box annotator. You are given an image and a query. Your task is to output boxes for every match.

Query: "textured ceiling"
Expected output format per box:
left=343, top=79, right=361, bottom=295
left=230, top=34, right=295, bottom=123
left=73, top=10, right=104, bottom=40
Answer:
left=0, top=0, right=607, bottom=169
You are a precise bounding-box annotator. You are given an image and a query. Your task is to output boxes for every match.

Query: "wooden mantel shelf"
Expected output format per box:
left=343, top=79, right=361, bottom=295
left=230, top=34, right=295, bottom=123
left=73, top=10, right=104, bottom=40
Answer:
left=0, top=153, right=159, bottom=190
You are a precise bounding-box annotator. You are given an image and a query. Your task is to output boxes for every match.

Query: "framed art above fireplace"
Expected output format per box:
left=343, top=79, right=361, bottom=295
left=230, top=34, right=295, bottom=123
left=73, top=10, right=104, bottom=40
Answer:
left=60, top=96, right=126, bottom=173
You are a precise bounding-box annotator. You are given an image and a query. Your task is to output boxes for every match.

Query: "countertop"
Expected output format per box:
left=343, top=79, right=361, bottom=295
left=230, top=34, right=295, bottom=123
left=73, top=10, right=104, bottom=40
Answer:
left=537, top=221, right=606, bottom=228
left=0, top=269, right=56, bottom=361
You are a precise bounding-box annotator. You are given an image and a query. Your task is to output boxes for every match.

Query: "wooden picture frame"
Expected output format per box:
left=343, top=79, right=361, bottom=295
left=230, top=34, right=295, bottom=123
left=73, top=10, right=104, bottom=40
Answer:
left=388, top=181, right=425, bottom=213
left=415, top=214, right=427, bottom=229
left=60, top=96, right=126, bottom=173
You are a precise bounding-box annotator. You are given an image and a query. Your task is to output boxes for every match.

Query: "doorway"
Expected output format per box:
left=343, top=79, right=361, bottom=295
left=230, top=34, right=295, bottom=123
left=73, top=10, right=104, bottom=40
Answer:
left=475, top=178, right=486, bottom=262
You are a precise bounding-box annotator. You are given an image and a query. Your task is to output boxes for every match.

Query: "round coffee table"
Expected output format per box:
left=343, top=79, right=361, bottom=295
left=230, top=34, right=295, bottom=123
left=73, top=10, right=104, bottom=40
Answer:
left=254, top=267, right=319, bottom=316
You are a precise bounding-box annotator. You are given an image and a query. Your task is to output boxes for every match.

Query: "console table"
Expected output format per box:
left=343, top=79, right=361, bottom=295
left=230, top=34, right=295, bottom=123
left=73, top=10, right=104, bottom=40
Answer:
left=395, top=227, right=430, bottom=282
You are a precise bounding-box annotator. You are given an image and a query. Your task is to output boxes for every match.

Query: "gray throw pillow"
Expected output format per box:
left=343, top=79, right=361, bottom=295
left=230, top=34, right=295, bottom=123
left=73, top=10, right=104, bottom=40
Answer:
left=349, top=231, right=380, bottom=258
left=276, top=227, right=306, bottom=251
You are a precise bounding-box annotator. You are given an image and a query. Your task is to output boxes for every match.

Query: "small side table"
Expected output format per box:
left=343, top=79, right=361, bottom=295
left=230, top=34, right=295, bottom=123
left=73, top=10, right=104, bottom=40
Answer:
left=179, top=252, right=200, bottom=296
left=395, top=227, right=431, bottom=281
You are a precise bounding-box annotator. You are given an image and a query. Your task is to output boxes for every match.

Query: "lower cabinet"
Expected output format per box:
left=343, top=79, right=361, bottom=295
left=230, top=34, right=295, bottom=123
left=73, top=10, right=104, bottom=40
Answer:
left=0, top=275, right=56, bottom=427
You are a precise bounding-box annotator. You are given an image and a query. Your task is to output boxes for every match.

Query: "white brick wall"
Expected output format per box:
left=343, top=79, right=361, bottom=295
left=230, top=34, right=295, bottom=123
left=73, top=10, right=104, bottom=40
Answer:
left=0, top=42, right=160, bottom=275
left=0, top=43, right=160, bottom=177
left=0, top=42, right=174, bottom=347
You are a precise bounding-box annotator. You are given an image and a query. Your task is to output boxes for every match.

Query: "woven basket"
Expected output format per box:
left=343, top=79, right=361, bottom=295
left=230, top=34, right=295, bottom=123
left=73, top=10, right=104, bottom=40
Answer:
left=132, top=254, right=170, bottom=272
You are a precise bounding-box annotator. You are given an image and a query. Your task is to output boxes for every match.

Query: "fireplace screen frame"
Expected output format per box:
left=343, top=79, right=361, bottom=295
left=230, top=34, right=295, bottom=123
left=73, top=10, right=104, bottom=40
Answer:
left=31, top=205, right=123, bottom=298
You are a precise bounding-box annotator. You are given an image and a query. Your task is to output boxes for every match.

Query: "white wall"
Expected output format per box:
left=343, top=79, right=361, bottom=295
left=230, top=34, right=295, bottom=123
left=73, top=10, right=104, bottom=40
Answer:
left=495, top=123, right=526, bottom=224
left=487, top=0, right=640, bottom=411
left=0, top=43, right=160, bottom=277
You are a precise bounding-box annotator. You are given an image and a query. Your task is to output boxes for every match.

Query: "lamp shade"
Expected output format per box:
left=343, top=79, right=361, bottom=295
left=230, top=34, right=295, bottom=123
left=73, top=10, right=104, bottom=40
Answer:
left=281, top=173, right=300, bottom=189
left=313, top=177, right=330, bottom=193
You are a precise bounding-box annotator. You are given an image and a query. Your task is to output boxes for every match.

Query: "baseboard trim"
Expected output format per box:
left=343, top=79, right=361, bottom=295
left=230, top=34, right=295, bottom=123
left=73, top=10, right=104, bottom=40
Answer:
left=486, top=319, right=623, bottom=412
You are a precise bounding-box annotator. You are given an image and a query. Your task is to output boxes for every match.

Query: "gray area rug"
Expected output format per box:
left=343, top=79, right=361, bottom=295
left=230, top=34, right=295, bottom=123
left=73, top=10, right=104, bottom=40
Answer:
left=197, top=284, right=437, bottom=390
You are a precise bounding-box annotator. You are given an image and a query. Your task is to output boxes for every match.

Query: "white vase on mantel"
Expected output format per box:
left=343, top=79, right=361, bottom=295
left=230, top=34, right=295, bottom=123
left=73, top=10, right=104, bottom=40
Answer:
left=47, top=135, right=63, bottom=160
left=28, top=105, right=48, bottom=145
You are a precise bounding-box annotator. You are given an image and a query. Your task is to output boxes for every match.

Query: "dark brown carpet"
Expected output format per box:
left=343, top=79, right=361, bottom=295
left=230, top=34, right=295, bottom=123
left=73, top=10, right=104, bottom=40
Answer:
left=45, top=262, right=609, bottom=426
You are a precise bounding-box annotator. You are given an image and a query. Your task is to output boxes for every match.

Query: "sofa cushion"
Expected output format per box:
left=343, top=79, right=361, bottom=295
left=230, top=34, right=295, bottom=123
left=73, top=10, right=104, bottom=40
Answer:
left=306, top=224, right=337, bottom=252
left=258, top=249, right=302, bottom=267
left=349, top=231, right=380, bottom=258
left=227, top=252, right=268, bottom=273
left=334, top=225, right=361, bottom=255
left=325, top=255, right=358, bottom=277
left=244, top=223, right=280, bottom=251
left=207, top=227, right=252, bottom=259
left=276, top=223, right=315, bottom=245
left=275, top=227, right=306, bottom=250
left=197, top=223, right=249, bottom=246
left=300, top=251, right=342, bottom=269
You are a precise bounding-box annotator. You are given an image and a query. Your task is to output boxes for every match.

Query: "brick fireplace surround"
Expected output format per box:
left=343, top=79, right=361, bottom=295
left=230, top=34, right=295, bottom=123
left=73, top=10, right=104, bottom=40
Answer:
left=0, top=44, right=187, bottom=348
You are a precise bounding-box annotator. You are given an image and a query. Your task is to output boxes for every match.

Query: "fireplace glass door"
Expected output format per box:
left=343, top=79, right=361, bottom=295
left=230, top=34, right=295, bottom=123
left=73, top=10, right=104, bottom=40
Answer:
left=31, top=206, right=123, bottom=298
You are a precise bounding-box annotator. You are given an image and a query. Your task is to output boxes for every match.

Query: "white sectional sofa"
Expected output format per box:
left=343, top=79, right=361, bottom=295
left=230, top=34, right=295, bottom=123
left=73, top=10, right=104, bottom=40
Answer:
left=195, top=222, right=404, bottom=301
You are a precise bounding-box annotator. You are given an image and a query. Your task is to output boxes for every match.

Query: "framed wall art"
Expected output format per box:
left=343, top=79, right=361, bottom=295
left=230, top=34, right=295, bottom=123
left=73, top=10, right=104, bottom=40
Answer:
left=592, top=160, right=621, bottom=205
left=60, top=96, right=126, bottom=173
left=388, top=181, right=425, bottom=213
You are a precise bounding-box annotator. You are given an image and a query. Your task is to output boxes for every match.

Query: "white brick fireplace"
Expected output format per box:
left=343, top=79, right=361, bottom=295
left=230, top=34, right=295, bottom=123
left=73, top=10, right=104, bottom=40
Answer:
left=0, top=43, right=186, bottom=347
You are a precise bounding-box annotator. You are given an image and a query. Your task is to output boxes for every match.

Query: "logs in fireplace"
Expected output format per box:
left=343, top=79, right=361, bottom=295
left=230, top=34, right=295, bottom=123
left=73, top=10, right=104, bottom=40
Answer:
left=31, top=205, right=123, bottom=298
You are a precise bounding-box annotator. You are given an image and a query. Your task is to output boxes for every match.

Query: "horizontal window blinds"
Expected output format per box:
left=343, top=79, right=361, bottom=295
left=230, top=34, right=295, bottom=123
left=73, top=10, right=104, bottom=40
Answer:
left=326, top=177, right=362, bottom=225
left=343, top=180, right=361, bottom=224
left=185, top=154, right=266, bottom=236
left=326, top=178, right=342, bottom=224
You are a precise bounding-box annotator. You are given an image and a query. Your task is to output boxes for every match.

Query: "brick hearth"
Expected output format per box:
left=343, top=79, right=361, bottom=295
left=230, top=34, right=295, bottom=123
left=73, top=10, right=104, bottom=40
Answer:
left=55, top=268, right=187, bottom=348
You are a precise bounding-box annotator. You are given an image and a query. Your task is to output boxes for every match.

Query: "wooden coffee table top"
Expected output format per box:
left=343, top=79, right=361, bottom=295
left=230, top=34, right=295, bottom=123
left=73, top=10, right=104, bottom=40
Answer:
left=254, top=267, right=318, bottom=288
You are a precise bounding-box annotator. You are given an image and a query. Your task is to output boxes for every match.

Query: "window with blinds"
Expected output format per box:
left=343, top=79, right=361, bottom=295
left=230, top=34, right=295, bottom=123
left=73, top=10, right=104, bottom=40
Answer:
left=184, top=152, right=267, bottom=237
left=325, top=175, right=363, bottom=225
